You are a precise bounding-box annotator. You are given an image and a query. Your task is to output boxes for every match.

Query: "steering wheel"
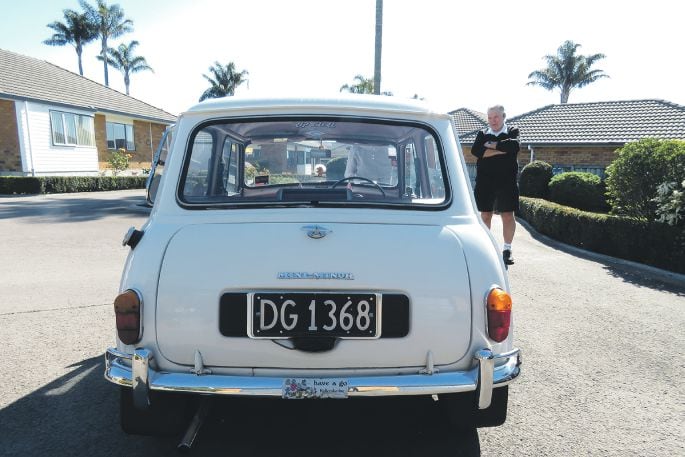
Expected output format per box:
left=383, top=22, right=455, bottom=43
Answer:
left=332, top=176, right=386, bottom=197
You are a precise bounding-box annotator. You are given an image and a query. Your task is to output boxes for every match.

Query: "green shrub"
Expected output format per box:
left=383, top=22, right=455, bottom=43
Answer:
left=108, top=148, right=132, bottom=176
left=548, top=171, right=608, bottom=212
left=518, top=197, right=685, bottom=274
left=0, top=176, right=146, bottom=195
left=268, top=174, right=300, bottom=184
left=0, top=177, right=43, bottom=194
left=519, top=160, right=553, bottom=198
left=605, top=138, right=685, bottom=219
left=652, top=179, right=685, bottom=226
left=325, top=156, right=348, bottom=180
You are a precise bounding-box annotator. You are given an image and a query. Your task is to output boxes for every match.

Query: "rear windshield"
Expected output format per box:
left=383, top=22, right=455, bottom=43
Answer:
left=178, top=117, right=449, bottom=208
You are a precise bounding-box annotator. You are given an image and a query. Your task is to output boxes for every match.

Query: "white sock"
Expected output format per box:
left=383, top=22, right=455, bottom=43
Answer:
left=503, top=243, right=512, bottom=252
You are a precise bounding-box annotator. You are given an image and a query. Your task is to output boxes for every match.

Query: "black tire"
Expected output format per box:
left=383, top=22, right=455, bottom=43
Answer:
left=439, top=385, right=508, bottom=428
left=119, top=387, right=191, bottom=436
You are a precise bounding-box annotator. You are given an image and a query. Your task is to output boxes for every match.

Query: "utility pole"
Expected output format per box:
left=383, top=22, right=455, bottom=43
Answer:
left=373, top=0, right=383, bottom=95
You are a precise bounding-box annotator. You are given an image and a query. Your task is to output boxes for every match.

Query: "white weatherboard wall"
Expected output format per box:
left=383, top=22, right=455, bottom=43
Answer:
left=15, top=101, right=99, bottom=176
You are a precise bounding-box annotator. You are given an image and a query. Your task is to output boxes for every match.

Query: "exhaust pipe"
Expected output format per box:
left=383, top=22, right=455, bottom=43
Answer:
left=177, top=397, right=211, bottom=453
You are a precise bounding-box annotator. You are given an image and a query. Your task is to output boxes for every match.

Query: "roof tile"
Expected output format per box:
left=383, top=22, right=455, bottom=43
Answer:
left=0, top=48, right=176, bottom=123
left=457, top=100, right=685, bottom=144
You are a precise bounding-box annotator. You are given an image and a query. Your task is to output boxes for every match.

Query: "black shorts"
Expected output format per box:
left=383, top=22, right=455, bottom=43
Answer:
left=474, top=176, right=519, bottom=212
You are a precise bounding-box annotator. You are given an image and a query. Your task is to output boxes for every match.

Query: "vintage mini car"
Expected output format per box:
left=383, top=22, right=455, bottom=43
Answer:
left=104, top=94, right=521, bottom=443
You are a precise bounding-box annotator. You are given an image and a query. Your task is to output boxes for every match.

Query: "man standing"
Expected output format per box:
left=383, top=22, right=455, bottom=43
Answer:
left=470, top=105, right=520, bottom=266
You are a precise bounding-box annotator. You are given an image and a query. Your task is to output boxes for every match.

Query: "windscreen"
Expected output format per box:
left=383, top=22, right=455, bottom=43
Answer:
left=178, top=117, right=448, bottom=208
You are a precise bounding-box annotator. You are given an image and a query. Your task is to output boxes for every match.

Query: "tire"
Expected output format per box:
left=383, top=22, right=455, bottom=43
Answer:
left=439, top=385, right=508, bottom=428
left=119, top=387, right=191, bottom=436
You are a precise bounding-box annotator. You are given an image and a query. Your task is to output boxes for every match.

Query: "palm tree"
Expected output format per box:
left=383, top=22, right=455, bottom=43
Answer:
left=97, top=40, right=152, bottom=95
left=199, top=61, right=249, bottom=101
left=80, top=0, right=133, bottom=87
left=527, top=40, right=608, bottom=103
left=373, top=0, right=383, bottom=95
left=340, top=75, right=374, bottom=94
left=43, top=9, right=97, bottom=76
left=340, top=75, right=392, bottom=96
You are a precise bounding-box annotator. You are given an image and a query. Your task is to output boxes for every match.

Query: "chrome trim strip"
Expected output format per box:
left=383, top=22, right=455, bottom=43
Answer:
left=105, top=347, right=521, bottom=399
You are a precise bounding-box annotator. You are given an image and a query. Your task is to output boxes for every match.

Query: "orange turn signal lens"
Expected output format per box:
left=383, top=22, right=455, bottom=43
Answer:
left=487, top=288, right=512, bottom=312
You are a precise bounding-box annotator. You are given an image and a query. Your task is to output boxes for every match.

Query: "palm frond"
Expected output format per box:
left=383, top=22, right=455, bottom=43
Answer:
left=527, top=40, right=608, bottom=103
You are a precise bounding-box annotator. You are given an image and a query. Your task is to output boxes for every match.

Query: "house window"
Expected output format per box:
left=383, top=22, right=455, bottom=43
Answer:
left=49, top=111, right=95, bottom=146
left=106, top=122, right=135, bottom=150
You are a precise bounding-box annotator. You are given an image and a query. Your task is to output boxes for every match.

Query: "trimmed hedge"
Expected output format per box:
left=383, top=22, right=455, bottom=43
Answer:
left=518, top=196, right=685, bottom=274
left=0, top=176, right=147, bottom=195
left=548, top=171, right=609, bottom=212
left=519, top=160, right=553, bottom=198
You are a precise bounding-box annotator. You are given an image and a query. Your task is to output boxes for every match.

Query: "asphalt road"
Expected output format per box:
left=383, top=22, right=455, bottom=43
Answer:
left=1, top=190, right=683, bottom=456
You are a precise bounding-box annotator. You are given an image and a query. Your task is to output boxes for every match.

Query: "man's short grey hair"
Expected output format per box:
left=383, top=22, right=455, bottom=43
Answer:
left=487, top=105, right=506, bottom=117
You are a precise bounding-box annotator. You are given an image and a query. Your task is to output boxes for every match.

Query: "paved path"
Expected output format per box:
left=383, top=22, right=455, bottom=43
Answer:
left=1, top=190, right=683, bottom=456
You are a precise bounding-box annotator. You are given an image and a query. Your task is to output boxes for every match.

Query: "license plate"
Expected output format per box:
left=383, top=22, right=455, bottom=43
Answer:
left=249, top=292, right=380, bottom=338
left=282, top=378, right=349, bottom=399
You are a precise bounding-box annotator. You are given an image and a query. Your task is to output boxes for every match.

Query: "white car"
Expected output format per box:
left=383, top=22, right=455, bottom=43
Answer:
left=105, top=94, right=521, bottom=444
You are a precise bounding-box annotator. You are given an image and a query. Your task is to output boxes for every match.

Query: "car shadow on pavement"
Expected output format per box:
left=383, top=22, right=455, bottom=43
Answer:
left=0, top=194, right=150, bottom=222
left=519, top=219, right=685, bottom=295
left=0, top=355, right=481, bottom=457
left=0, top=355, right=176, bottom=457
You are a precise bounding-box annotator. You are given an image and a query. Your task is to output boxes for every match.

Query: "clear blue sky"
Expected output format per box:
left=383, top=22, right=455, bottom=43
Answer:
left=2, top=0, right=683, bottom=116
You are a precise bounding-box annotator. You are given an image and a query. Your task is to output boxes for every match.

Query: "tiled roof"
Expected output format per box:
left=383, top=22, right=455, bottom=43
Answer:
left=449, top=108, right=487, bottom=135
left=459, top=99, right=685, bottom=145
left=0, top=48, right=176, bottom=123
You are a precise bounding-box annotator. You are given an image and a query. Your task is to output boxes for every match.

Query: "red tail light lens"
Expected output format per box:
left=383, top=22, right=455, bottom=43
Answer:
left=486, top=288, right=512, bottom=342
left=114, top=289, right=142, bottom=345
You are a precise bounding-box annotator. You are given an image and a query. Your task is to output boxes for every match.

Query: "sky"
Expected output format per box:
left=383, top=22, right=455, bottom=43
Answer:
left=1, top=0, right=684, bottom=117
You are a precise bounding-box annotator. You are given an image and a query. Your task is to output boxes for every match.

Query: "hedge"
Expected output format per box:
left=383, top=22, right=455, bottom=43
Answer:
left=519, top=160, right=553, bottom=198
left=0, top=176, right=147, bottom=195
left=518, top=197, right=685, bottom=274
left=548, top=171, right=609, bottom=213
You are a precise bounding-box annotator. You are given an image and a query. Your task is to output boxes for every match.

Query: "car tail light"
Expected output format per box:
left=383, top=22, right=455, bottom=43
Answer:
left=486, top=288, right=512, bottom=342
left=114, top=289, right=142, bottom=345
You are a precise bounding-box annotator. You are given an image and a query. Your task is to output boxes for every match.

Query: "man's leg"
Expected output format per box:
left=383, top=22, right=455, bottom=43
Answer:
left=501, top=211, right=516, bottom=265
left=480, top=211, right=493, bottom=229
left=501, top=211, right=516, bottom=244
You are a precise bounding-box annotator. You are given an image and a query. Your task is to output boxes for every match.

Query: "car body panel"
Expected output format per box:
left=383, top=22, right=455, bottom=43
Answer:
left=107, top=95, right=519, bottom=428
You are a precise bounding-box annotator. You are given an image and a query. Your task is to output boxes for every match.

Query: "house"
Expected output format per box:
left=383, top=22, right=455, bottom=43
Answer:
left=0, top=48, right=176, bottom=176
left=451, top=100, right=685, bottom=182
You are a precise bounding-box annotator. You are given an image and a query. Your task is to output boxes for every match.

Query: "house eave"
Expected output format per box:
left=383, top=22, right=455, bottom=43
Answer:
left=0, top=92, right=175, bottom=124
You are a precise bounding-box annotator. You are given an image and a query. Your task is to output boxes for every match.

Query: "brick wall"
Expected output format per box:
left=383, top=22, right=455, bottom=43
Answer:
left=95, top=113, right=108, bottom=169
left=530, top=146, right=618, bottom=167
left=96, top=115, right=169, bottom=171
left=0, top=99, right=22, bottom=172
left=131, top=120, right=167, bottom=168
left=460, top=144, right=619, bottom=168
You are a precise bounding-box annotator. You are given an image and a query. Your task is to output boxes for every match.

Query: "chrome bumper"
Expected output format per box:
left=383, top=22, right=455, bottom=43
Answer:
left=105, top=347, right=521, bottom=410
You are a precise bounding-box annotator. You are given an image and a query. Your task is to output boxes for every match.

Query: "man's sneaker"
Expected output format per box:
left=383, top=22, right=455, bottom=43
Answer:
left=503, top=249, right=515, bottom=266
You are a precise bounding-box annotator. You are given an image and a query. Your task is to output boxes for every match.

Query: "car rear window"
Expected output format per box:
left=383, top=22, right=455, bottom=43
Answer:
left=178, top=117, right=449, bottom=208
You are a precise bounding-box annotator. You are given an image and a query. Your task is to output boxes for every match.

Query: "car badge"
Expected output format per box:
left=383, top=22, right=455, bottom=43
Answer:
left=302, top=224, right=330, bottom=239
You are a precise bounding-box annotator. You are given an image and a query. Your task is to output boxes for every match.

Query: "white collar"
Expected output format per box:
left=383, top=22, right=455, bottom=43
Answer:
left=487, top=123, right=508, bottom=136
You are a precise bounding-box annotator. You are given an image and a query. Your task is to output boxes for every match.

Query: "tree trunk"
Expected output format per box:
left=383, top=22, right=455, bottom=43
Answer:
left=76, top=45, right=83, bottom=76
left=102, top=39, right=109, bottom=86
left=373, top=0, right=383, bottom=95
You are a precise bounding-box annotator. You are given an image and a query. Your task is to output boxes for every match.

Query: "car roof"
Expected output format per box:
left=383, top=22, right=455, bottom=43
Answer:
left=183, top=93, right=451, bottom=120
